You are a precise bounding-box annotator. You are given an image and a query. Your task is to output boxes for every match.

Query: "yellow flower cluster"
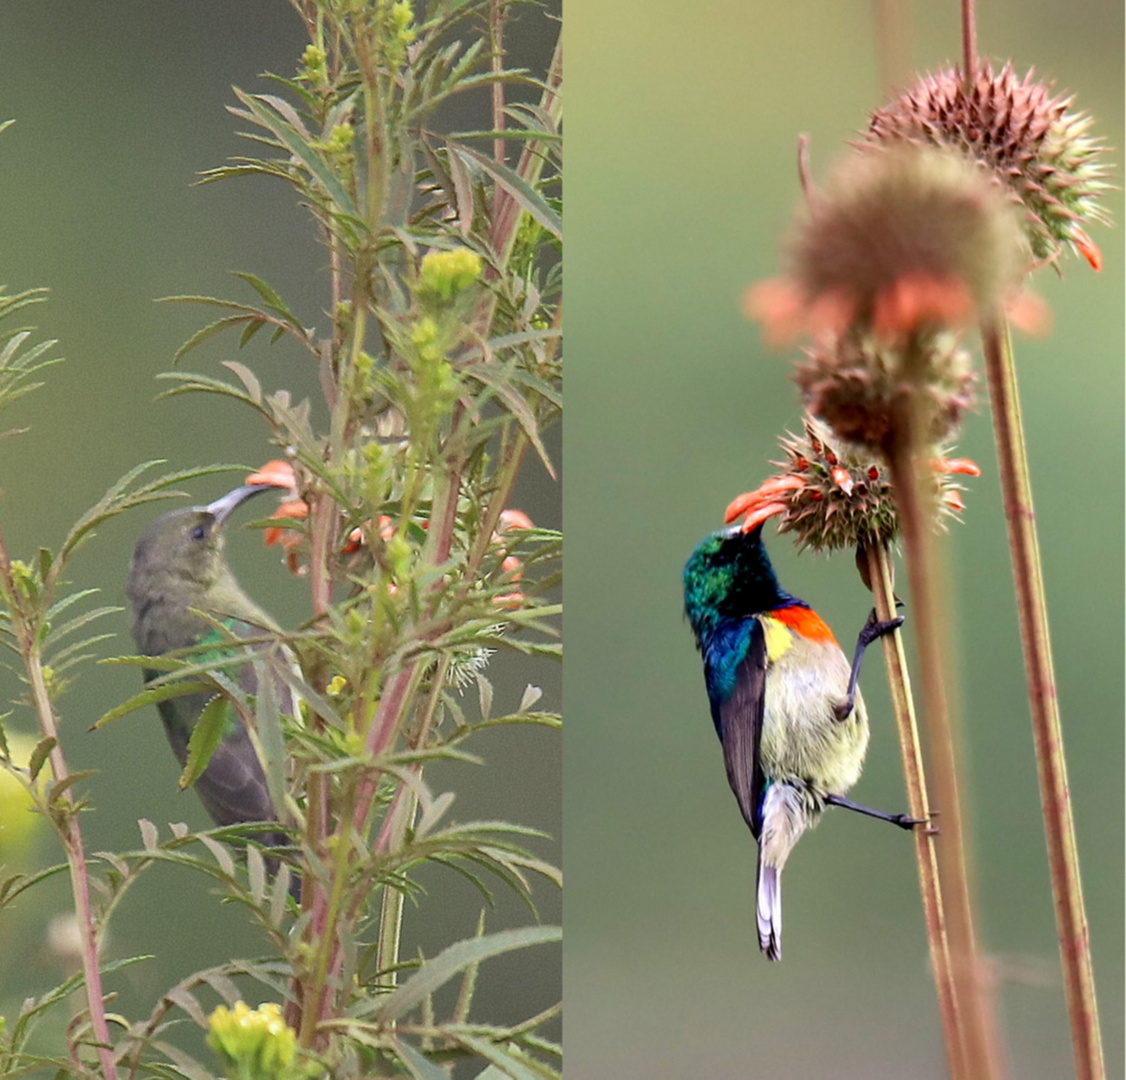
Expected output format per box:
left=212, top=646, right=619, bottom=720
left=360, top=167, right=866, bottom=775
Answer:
left=418, top=247, right=484, bottom=303
left=207, top=1001, right=296, bottom=1079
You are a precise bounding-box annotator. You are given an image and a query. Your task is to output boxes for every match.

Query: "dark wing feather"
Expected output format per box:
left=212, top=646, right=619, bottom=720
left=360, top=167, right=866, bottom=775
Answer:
left=718, top=619, right=767, bottom=838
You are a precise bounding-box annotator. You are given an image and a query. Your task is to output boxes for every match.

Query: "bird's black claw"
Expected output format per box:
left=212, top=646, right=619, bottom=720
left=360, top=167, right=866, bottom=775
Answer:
left=893, top=812, right=927, bottom=831
left=859, top=608, right=905, bottom=647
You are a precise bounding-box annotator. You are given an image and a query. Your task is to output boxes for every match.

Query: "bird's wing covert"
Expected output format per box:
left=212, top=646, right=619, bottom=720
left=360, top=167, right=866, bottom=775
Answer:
left=719, top=618, right=767, bottom=838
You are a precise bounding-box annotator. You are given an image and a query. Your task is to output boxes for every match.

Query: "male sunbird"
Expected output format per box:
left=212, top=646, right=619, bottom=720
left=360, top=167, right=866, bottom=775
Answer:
left=683, top=523, right=918, bottom=960
left=127, top=483, right=293, bottom=878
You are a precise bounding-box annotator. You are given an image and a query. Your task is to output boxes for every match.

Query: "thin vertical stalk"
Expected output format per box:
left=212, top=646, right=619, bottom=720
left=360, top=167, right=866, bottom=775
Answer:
left=865, top=540, right=963, bottom=1076
left=886, top=426, right=1005, bottom=1080
left=0, top=531, right=117, bottom=1079
left=960, top=0, right=977, bottom=87
left=981, top=319, right=1104, bottom=1080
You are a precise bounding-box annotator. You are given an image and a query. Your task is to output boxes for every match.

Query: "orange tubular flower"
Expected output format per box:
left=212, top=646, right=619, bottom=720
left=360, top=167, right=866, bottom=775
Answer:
left=724, top=417, right=980, bottom=552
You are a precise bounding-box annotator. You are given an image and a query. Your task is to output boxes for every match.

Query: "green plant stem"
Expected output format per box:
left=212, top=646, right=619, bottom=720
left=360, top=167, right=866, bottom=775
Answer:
left=865, top=540, right=964, bottom=1075
left=885, top=432, right=1005, bottom=1080
left=0, top=532, right=118, bottom=1080
left=981, top=319, right=1104, bottom=1080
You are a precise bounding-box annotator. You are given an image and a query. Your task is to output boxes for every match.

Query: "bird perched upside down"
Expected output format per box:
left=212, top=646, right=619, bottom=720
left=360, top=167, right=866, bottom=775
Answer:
left=683, top=523, right=918, bottom=960
left=127, top=483, right=296, bottom=889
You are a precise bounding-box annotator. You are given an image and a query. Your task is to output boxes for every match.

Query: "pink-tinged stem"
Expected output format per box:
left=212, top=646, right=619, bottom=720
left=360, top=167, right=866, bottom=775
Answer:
left=961, top=0, right=977, bottom=88
left=981, top=319, right=1104, bottom=1080
left=0, top=527, right=117, bottom=1079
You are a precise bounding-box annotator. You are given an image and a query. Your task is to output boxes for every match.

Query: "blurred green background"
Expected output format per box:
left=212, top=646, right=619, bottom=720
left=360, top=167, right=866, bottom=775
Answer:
left=0, top=0, right=560, bottom=1063
left=568, top=1, right=1122, bottom=1078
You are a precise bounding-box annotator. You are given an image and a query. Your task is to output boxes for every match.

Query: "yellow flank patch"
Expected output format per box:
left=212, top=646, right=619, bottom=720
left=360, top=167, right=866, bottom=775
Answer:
left=759, top=615, right=793, bottom=663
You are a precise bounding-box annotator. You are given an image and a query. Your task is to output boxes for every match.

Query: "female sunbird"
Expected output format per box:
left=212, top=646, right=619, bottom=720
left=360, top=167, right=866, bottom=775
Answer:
left=683, top=523, right=918, bottom=960
left=127, top=483, right=294, bottom=879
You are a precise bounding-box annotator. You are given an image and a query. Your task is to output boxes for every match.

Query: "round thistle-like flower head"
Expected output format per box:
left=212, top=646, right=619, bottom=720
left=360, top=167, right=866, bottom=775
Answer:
left=724, top=416, right=979, bottom=553
left=867, top=62, right=1110, bottom=270
left=794, top=330, right=975, bottom=451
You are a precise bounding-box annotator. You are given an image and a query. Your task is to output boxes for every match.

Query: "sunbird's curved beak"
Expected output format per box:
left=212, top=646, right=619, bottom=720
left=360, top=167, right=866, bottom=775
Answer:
left=205, top=484, right=272, bottom=527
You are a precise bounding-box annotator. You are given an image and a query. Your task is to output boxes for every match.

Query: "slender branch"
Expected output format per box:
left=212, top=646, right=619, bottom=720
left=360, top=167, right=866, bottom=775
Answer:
left=865, top=540, right=964, bottom=1075
left=961, top=0, right=977, bottom=88
left=981, top=319, right=1104, bottom=1080
left=885, top=405, right=1005, bottom=1079
left=0, top=530, right=118, bottom=1080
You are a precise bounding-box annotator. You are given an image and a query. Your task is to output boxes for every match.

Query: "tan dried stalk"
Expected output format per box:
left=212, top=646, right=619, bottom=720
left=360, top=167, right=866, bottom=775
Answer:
left=980, top=318, right=1104, bottom=1080
left=864, top=540, right=964, bottom=1075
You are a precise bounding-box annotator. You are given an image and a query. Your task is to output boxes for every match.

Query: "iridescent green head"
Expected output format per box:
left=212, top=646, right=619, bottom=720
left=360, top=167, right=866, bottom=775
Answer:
left=682, top=525, right=790, bottom=638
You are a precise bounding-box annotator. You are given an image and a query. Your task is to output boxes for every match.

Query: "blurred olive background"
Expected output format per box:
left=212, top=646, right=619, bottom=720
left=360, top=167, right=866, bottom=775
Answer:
left=0, top=0, right=560, bottom=1061
left=568, top=1, right=1122, bottom=1077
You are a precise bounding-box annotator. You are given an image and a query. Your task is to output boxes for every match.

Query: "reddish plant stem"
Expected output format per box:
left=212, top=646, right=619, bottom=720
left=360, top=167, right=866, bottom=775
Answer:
left=0, top=531, right=117, bottom=1079
left=866, top=540, right=964, bottom=1076
left=981, top=320, right=1104, bottom=1080
left=961, top=0, right=977, bottom=87
left=886, top=433, right=1005, bottom=1080
left=489, top=0, right=507, bottom=181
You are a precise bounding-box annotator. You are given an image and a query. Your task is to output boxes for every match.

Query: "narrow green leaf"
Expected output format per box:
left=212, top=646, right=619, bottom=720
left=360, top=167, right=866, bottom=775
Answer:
left=371, top=926, right=561, bottom=1022
left=179, top=695, right=229, bottom=791
left=28, top=736, right=56, bottom=780
left=395, top=1039, right=452, bottom=1080
left=92, top=679, right=211, bottom=730
left=451, top=144, right=562, bottom=239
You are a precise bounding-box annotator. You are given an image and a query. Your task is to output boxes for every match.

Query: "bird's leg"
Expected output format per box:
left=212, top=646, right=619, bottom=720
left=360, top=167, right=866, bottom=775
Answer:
left=825, top=792, right=925, bottom=830
left=833, top=606, right=905, bottom=720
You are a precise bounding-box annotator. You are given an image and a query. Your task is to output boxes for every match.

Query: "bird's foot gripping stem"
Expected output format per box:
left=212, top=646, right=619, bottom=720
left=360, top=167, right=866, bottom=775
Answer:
left=834, top=607, right=905, bottom=721
left=824, top=793, right=927, bottom=831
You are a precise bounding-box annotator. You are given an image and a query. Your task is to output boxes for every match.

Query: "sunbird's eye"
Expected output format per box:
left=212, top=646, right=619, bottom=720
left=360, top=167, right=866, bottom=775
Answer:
left=190, top=524, right=208, bottom=541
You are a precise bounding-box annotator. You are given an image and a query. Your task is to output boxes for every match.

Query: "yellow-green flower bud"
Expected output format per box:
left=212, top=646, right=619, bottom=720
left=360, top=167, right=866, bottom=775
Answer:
left=326, top=674, right=348, bottom=697
left=0, top=731, right=47, bottom=859
left=386, top=534, right=412, bottom=583
left=301, top=45, right=326, bottom=72
left=207, top=1001, right=296, bottom=1080
left=417, top=248, right=483, bottom=304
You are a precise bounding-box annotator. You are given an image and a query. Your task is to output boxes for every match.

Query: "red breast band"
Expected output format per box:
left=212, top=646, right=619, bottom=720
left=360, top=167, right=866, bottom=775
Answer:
left=771, top=605, right=838, bottom=645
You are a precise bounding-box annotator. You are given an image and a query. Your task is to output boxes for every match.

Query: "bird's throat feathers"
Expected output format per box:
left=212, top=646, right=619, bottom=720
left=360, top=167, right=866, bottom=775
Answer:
left=683, top=526, right=801, bottom=638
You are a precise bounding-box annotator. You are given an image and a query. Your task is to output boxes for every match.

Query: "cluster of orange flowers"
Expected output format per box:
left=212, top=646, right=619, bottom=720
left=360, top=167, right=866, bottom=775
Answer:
left=245, top=460, right=532, bottom=607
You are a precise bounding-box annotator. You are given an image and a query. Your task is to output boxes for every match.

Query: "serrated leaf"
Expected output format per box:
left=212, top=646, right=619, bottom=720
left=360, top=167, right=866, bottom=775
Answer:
left=371, top=926, right=561, bottom=1022
left=28, top=736, right=55, bottom=780
left=179, top=696, right=229, bottom=791
left=47, top=769, right=97, bottom=804
left=518, top=685, right=542, bottom=713
left=93, top=679, right=212, bottom=730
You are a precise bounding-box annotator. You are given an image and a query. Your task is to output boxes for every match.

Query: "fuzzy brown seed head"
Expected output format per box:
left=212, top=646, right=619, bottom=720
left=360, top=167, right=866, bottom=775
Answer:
left=867, top=62, right=1110, bottom=269
left=725, top=417, right=977, bottom=553
left=787, top=144, right=1028, bottom=338
left=794, top=330, right=975, bottom=452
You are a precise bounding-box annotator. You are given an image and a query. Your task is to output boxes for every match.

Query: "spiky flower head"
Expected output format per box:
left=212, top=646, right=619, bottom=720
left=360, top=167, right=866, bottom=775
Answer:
left=867, top=62, right=1110, bottom=270
left=724, top=416, right=979, bottom=553
left=745, top=144, right=1032, bottom=345
left=794, top=329, right=975, bottom=452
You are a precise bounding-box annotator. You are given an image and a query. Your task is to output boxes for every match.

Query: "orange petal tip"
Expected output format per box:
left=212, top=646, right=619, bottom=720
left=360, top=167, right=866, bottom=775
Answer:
left=246, top=459, right=297, bottom=489
left=739, top=500, right=788, bottom=533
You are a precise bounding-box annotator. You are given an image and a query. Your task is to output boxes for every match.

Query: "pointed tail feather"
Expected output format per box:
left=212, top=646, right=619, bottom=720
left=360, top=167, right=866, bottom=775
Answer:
left=756, top=857, right=782, bottom=961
